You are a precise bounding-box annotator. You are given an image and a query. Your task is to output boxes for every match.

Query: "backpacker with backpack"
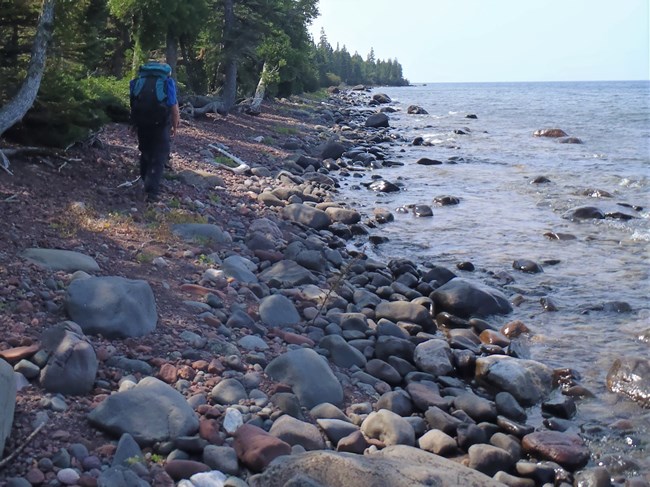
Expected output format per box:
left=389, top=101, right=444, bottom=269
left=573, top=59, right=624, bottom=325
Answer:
left=130, top=62, right=172, bottom=127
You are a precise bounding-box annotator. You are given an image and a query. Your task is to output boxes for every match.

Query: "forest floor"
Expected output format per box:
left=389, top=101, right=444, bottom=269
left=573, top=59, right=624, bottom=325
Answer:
left=0, top=96, right=334, bottom=482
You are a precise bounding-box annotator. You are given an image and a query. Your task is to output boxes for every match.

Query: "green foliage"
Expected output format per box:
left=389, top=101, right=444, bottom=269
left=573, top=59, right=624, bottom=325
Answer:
left=4, top=70, right=129, bottom=148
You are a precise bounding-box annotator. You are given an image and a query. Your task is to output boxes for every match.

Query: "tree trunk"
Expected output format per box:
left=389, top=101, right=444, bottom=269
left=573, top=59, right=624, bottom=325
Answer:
left=220, top=0, right=237, bottom=113
left=0, top=0, right=55, bottom=138
left=165, top=29, right=178, bottom=75
left=249, top=61, right=268, bottom=115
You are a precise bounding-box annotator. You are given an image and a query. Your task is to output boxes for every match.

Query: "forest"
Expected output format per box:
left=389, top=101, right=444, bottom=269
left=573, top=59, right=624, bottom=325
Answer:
left=0, top=0, right=409, bottom=151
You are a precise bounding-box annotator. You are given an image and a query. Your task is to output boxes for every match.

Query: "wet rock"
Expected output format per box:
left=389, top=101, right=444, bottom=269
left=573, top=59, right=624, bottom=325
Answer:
left=39, top=321, right=98, bottom=395
left=533, top=128, right=568, bottom=138
left=432, top=278, right=512, bottom=318
left=65, top=276, right=157, bottom=338
left=365, top=113, right=389, bottom=128
left=373, top=208, right=394, bottom=223
left=376, top=390, right=414, bottom=417
left=22, top=248, right=100, bottom=272
left=373, top=93, right=392, bottom=104
left=407, top=105, right=428, bottom=114
left=368, top=179, right=400, bottom=192
left=453, top=392, right=497, bottom=423
left=521, top=430, right=590, bottom=470
left=413, top=205, right=433, bottom=217
left=360, top=409, right=415, bottom=446
left=541, top=397, right=576, bottom=419
left=606, top=358, right=650, bottom=407
left=88, top=377, right=199, bottom=445
left=475, top=355, right=554, bottom=406
left=512, top=259, right=543, bottom=274
left=0, top=359, right=16, bottom=460
left=269, top=414, right=325, bottom=450
left=265, top=348, right=343, bottom=408
left=336, top=430, right=369, bottom=454
left=562, top=206, right=605, bottom=221
left=233, top=423, right=292, bottom=472
left=495, top=392, right=527, bottom=422
left=416, top=157, right=442, bottom=166
left=374, top=336, right=416, bottom=362
left=321, top=141, right=347, bottom=160
left=456, top=423, right=487, bottom=450
left=248, top=446, right=505, bottom=487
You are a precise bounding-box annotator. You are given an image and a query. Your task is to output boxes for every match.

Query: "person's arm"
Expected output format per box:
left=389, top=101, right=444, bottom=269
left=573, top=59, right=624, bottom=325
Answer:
left=171, top=103, right=180, bottom=136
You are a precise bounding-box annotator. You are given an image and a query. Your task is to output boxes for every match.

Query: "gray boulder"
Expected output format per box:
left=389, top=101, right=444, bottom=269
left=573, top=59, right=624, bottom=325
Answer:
left=40, top=321, right=98, bottom=395
left=265, top=349, right=343, bottom=408
left=432, top=277, right=512, bottom=318
left=361, top=409, right=415, bottom=446
left=65, top=276, right=157, bottom=338
left=249, top=445, right=505, bottom=487
left=282, top=203, right=331, bottom=230
left=22, top=248, right=100, bottom=272
left=0, top=359, right=16, bottom=459
left=476, top=355, right=554, bottom=406
left=259, top=260, right=318, bottom=288
left=413, top=339, right=453, bottom=377
left=365, top=113, right=389, bottom=128
left=172, top=223, right=232, bottom=244
left=222, top=255, right=258, bottom=283
left=375, top=301, right=435, bottom=332
left=259, top=294, right=300, bottom=328
left=319, top=335, right=367, bottom=369
left=88, top=377, right=198, bottom=445
left=269, top=415, right=326, bottom=450
left=325, top=207, right=361, bottom=225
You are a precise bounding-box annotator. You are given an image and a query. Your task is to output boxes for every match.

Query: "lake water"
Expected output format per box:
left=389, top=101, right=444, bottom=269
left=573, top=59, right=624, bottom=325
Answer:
left=337, top=81, right=650, bottom=475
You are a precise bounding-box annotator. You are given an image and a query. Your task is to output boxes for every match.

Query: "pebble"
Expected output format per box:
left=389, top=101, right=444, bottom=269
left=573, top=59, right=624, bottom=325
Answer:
left=57, top=468, right=81, bottom=485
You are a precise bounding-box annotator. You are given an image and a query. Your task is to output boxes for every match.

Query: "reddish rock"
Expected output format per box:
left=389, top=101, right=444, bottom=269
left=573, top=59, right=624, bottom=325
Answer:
left=204, top=316, right=222, bottom=328
left=192, top=360, right=209, bottom=371
left=336, top=430, right=368, bottom=454
left=479, top=329, right=511, bottom=347
left=522, top=431, right=590, bottom=470
left=207, top=358, right=225, bottom=375
left=500, top=320, right=530, bottom=338
left=26, top=468, right=46, bottom=485
left=254, top=249, right=284, bottom=263
left=164, top=459, right=210, bottom=480
left=149, top=357, right=167, bottom=367
left=177, top=365, right=195, bottom=381
left=0, top=343, right=40, bottom=363
left=199, top=418, right=223, bottom=445
left=94, top=443, right=117, bottom=458
left=158, top=363, right=178, bottom=383
left=270, top=328, right=315, bottom=347
left=78, top=474, right=98, bottom=487
left=180, top=283, right=213, bottom=296
left=233, top=424, right=292, bottom=472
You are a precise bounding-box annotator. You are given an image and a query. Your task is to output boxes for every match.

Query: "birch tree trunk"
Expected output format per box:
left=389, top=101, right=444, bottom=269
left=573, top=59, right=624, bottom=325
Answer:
left=249, top=61, right=268, bottom=115
left=165, top=29, right=178, bottom=75
left=0, top=0, right=56, bottom=137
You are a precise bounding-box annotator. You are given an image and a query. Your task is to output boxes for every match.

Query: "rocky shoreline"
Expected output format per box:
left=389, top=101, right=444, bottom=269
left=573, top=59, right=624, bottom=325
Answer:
left=0, top=88, right=647, bottom=487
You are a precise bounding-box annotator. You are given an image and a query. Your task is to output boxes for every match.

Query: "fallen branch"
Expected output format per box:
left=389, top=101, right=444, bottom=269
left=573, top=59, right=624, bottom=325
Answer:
left=3, top=193, right=19, bottom=202
left=0, top=420, right=48, bottom=470
left=117, top=175, right=141, bottom=188
left=207, top=143, right=250, bottom=174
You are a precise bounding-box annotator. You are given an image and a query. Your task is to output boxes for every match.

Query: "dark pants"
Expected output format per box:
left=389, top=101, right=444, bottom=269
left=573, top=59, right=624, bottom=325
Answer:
left=137, top=122, right=171, bottom=196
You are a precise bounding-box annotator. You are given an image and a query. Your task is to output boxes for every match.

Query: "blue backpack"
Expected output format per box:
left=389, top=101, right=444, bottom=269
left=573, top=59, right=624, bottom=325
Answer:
left=130, top=62, right=172, bottom=127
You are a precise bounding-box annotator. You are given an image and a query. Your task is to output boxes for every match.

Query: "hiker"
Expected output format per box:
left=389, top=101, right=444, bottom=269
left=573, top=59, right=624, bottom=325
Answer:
left=129, top=61, right=180, bottom=202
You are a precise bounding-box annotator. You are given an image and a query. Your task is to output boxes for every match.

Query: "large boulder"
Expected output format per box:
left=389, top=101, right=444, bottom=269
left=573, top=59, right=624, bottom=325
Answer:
left=265, top=348, right=343, bottom=408
left=258, top=260, right=318, bottom=288
left=65, top=276, right=157, bottom=338
left=0, top=359, right=16, bottom=460
left=606, top=358, right=650, bottom=407
left=248, top=446, right=505, bottom=487
left=365, top=113, right=389, bottom=128
left=413, top=339, right=453, bottom=377
left=88, top=377, right=198, bottom=445
left=475, top=355, right=554, bottom=406
left=222, top=255, right=258, bottom=284
left=259, top=294, right=300, bottom=328
left=522, top=431, right=590, bottom=470
left=21, top=248, right=100, bottom=272
left=431, top=278, right=512, bottom=318
left=40, top=321, right=98, bottom=395
left=282, top=203, right=331, bottom=230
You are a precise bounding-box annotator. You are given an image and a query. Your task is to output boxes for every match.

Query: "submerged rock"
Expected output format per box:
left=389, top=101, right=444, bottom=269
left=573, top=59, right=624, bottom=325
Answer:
left=533, top=128, right=568, bottom=138
left=606, top=358, right=650, bottom=408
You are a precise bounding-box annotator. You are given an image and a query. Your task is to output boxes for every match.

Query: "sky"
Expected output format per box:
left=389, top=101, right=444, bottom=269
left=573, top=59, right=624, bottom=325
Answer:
left=309, top=0, right=650, bottom=83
